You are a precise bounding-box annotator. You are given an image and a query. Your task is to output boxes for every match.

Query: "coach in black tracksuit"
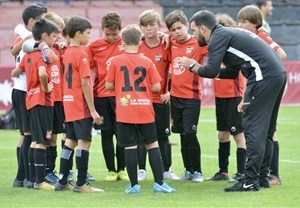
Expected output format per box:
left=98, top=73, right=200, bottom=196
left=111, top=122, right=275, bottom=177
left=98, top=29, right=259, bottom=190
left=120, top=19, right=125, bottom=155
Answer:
left=180, top=10, right=286, bottom=192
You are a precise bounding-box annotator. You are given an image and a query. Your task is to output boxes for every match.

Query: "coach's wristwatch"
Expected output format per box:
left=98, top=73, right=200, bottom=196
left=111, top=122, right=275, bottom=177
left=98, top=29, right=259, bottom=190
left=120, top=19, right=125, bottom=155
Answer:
left=189, top=62, right=196, bottom=72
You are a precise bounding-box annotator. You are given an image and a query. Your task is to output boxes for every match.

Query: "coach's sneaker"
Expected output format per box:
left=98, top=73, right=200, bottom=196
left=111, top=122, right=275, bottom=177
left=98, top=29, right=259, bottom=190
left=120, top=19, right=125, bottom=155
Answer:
left=55, top=182, right=73, bottom=191
left=34, top=181, right=55, bottom=190
left=192, top=171, right=204, bottom=182
left=13, top=179, right=24, bottom=187
left=179, top=171, right=193, bottom=181
left=269, top=175, right=282, bottom=185
left=153, top=182, right=176, bottom=193
left=67, top=170, right=74, bottom=182
left=118, top=170, right=129, bottom=181
left=163, top=168, right=180, bottom=180
left=259, top=177, right=270, bottom=188
left=228, top=173, right=245, bottom=183
left=105, top=171, right=118, bottom=181
left=224, top=178, right=260, bottom=192
left=86, top=172, right=95, bottom=182
left=125, top=184, right=141, bottom=194
left=73, top=182, right=104, bottom=193
left=206, top=172, right=229, bottom=181
left=138, top=169, right=147, bottom=181
left=45, top=172, right=59, bottom=184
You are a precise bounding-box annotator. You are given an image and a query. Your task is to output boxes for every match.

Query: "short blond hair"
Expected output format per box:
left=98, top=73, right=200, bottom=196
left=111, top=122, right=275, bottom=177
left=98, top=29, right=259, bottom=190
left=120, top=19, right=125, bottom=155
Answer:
left=43, top=12, right=65, bottom=31
left=139, top=9, right=161, bottom=26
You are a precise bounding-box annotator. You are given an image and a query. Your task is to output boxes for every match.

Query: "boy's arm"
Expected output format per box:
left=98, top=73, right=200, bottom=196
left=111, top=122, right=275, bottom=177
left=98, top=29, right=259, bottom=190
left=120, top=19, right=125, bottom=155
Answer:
left=11, top=67, right=23, bottom=77
left=81, top=77, right=102, bottom=125
left=151, top=82, right=161, bottom=93
left=39, top=66, right=53, bottom=93
left=105, top=81, right=115, bottom=90
left=11, top=34, right=32, bottom=56
left=22, top=38, right=37, bottom=53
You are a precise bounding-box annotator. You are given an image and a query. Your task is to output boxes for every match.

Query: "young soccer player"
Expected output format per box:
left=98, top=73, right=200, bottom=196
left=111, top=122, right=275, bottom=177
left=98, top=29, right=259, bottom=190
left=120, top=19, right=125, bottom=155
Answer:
left=237, top=4, right=287, bottom=186
left=88, top=12, right=128, bottom=182
left=164, top=10, right=208, bottom=182
left=54, top=16, right=103, bottom=193
left=11, top=3, right=47, bottom=188
left=105, top=24, right=176, bottom=194
left=206, top=14, right=246, bottom=182
left=11, top=17, right=59, bottom=190
left=137, top=9, right=179, bottom=181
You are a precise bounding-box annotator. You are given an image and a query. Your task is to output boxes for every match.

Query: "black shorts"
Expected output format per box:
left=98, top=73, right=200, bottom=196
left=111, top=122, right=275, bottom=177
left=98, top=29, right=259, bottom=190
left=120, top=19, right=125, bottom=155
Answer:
left=66, top=117, right=93, bottom=141
left=117, top=122, right=157, bottom=147
left=153, top=103, right=171, bottom=137
left=52, top=101, right=65, bottom=134
left=215, top=97, right=243, bottom=135
left=11, top=89, right=30, bottom=134
left=29, top=105, right=53, bottom=145
left=170, top=96, right=200, bottom=134
left=94, top=97, right=116, bottom=132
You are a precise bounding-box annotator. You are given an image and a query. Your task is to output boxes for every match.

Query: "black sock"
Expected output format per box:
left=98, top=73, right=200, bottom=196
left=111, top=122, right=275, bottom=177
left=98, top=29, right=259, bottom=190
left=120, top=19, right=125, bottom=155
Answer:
left=22, top=135, right=31, bottom=180
left=148, top=147, right=163, bottom=185
left=49, top=146, right=57, bottom=172
left=16, top=146, right=25, bottom=181
left=76, top=149, right=89, bottom=187
left=28, top=147, right=35, bottom=183
left=34, top=148, right=47, bottom=183
left=46, top=147, right=51, bottom=174
left=137, top=140, right=147, bottom=170
left=158, top=136, right=171, bottom=171
left=186, top=133, right=201, bottom=173
left=236, top=148, right=246, bottom=174
left=115, top=135, right=125, bottom=171
left=219, top=142, right=230, bottom=173
left=101, top=130, right=116, bottom=172
left=59, top=145, right=73, bottom=185
left=125, top=149, right=138, bottom=186
left=16, top=146, right=20, bottom=165
left=61, top=140, right=65, bottom=149
left=270, top=141, right=279, bottom=177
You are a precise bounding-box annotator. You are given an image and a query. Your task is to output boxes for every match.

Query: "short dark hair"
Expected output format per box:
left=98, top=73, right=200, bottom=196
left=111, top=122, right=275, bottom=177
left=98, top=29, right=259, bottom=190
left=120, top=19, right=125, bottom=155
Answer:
left=121, top=24, right=142, bottom=46
left=65, top=16, right=92, bottom=38
left=102, top=12, right=122, bottom=31
left=32, top=18, right=59, bottom=41
left=256, top=0, right=270, bottom=9
left=164, top=10, right=188, bottom=30
left=190, top=10, right=217, bottom=30
left=22, top=3, right=47, bottom=26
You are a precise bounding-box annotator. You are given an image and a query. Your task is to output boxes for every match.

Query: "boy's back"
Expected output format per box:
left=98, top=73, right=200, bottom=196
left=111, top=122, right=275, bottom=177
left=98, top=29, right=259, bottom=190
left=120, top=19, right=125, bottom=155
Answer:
left=106, top=52, right=161, bottom=124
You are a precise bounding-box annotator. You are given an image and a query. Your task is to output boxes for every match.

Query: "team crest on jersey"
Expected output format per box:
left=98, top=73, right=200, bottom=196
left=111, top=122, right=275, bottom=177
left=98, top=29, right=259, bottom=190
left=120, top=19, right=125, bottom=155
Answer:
left=155, top=54, right=162, bottom=62
left=106, top=57, right=114, bottom=71
left=231, top=126, right=236, bottom=132
left=118, top=44, right=124, bottom=51
left=82, top=58, right=87, bottom=64
left=172, top=57, right=185, bottom=75
left=186, top=46, right=193, bottom=54
left=51, top=65, right=60, bottom=84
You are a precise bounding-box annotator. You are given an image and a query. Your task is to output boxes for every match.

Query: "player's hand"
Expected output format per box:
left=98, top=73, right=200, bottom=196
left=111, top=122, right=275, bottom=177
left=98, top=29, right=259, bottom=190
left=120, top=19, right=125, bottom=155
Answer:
left=258, top=26, right=269, bottom=34
left=41, top=45, right=58, bottom=64
left=160, top=32, right=170, bottom=50
left=91, top=111, right=103, bottom=126
left=160, top=92, right=170, bottom=104
left=47, top=82, right=54, bottom=93
left=237, top=99, right=244, bottom=112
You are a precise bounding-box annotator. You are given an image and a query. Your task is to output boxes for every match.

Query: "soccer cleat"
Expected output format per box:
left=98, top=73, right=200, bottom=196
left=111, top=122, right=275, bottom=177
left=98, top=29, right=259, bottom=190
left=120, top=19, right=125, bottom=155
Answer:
left=55, top=182, right=74, bottom=191
left=192, top=171, right=204, bottom=182
left=118, top=170, right=129, bottom=181
left=125, top=184, right=141, bottom=194
left=153, top=182, right=176, bottom=193
left=163, top=169, right=180, bottom=180
left=224, top=178, right=260, bottom=192
left=67, top=170, right=74, bottom=182
left=34, top=181, right=55, bottom=190
left=73, top=182, right=104, bottom=193
left=105, top=171, right=118, bottom=181
left=86, top=172, right=95, bottom=182
left=228, top=173, right=245, bottom=183
left=268, top=175, right=282, bottom=185
left=138, top=169, right=147, bottom=181
left=179, top=171, right=193, bottom=181
left=13, top=178, right=24, bottom=187
left=45, top=172, right=59, bottom=184
left=259, top=177, right=270, bottom=188
left=206, top=172, right=229, bottom=181
left=26, top=181, right=34, bottom=189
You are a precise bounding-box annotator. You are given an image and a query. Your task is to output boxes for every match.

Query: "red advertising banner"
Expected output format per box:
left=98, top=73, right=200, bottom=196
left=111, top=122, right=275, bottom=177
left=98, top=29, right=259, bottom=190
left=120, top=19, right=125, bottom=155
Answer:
left=0, top=61, right=299, bottom=112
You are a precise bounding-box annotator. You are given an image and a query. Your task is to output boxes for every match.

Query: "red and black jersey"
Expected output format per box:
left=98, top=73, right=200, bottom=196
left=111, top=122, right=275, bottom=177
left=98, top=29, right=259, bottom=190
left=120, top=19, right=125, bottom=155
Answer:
left=62, top=46, right=92, bottom=122
left=106, top=52, right=161, bottom=124
left=18, top=51, right=53, bottom=110
left=169, top=36, right=208, bottom=99
left=139, top=39, right=170, bottom=104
